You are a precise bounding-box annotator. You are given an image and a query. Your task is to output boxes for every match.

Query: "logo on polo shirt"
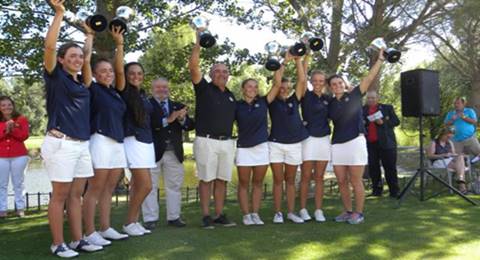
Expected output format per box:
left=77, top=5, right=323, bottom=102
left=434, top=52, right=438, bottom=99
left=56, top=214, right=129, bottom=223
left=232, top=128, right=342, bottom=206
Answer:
left=229, top=97, right=234, bottom=102
left=345, top=97, right=350, bottom=102
left=288, top=103, right=293, bottom=108
left=323, top=101, right=329, bottom=105
left=254, top=103, right=260, bottom=108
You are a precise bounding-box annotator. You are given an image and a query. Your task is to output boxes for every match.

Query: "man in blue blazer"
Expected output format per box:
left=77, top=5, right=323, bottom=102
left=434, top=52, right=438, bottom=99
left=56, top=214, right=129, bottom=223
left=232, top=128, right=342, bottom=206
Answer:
left=142, top=78, right=195, bottom=229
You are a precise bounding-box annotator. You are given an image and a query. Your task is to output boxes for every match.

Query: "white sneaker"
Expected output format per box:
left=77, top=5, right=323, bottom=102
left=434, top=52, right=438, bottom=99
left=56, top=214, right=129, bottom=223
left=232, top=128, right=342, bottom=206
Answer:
left=242, top=214, right=255, bottom=226
left=122, top=222, right=144, bottom=237
left=68, top=239, right=103, bottom=252
left=250, top=213, right=264, bottom=225
left=287, top=213, right=305, bottom=224
left=99, top=227, right=129, bottom=240
left=314, top=209, right=326, bottom=222
left=50, top=243, right=78, bottom=258
left=84, top=231, right=112, bottom=246
left=135, top=222, right=152, bottom=234
left=273, top=212, right=284, bottom=224
left=299, top=208, right=312, bottom=221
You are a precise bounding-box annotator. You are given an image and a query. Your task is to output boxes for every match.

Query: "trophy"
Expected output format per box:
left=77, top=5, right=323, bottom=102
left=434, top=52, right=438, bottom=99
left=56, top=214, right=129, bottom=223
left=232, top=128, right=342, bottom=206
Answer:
left=367, top=37, right=401, bottom=63
left=64, top=10, right=108, bottom=32
left=289, top=41, right=307, bottom=57
left=109, top=6, right=135, bottom=33
left=300, top=32, right=323, bottom=51
left=264, top=41, right=283, bottom=71
left=191, top=16, right=216, bottom=48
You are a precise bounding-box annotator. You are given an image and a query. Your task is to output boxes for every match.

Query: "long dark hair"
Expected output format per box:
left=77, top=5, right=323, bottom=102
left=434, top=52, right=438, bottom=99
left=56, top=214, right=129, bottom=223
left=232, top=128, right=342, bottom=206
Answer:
left=124, top=62, right=147, bottom=127
left=0, top=96, right=21, bottom=122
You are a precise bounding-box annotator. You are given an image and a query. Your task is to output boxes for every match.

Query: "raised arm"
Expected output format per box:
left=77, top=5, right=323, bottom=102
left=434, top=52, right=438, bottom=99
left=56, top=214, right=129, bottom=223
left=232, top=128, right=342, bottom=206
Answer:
left=266, top=51, right=293, bottom=103
left=81, top=23, right=95, bottom=88
left=294, top=55, right=306, bottom=101
left=188, top=32, right=203, bottom=85
left=44, top=0, right=65, bottom=73
left=111, top=26, right=126, bottom=91
left=359, top=49, right=385, bottom=94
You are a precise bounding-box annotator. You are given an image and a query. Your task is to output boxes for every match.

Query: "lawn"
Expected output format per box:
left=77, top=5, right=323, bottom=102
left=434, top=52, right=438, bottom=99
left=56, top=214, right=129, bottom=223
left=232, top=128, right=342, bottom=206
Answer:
left=1, top=193, right=480, bottom=260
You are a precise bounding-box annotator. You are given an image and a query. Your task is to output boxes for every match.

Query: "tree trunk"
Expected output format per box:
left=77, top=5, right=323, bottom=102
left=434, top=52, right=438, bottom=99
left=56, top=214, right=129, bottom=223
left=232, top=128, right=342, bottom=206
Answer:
left=93, top=1, right=118, bottom=60
left=326, top=0, right=344, bottom=74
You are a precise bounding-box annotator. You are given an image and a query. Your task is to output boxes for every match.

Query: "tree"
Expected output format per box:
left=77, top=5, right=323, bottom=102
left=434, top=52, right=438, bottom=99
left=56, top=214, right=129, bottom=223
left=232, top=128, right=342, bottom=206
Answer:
left=248, top=0, right=450, bottom=90
left=0, top=0, right=257, bottom=81
left=422, top=0, right=480, bottom=113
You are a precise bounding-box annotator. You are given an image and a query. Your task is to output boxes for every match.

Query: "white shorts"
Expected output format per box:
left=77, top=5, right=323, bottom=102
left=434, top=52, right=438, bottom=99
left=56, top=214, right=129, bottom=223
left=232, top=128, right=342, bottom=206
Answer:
left=41, top=135, right=94, bottom=182
left=268, top=141, right=302, bottom=165
left=89, top=133, right=127, bottom=169
left=432, top=158, right=454, bottom=168
left=302, top=136, right=331, bottom=161
left=331, top=135, right=368, bottom=166
left=235, top=142, right=269, bottom=166
left=124, top=136, right=156, bottom=169
left=193, top=136, right=235, bottom=182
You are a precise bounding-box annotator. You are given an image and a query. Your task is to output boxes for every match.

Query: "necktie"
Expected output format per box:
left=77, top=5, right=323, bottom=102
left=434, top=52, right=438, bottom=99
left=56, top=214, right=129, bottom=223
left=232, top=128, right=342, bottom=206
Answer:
left=160, top=101, right=168, bottom=116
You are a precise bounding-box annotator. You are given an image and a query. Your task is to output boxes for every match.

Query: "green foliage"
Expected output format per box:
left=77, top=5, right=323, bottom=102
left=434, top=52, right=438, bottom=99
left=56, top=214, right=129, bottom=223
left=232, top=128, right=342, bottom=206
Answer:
left=0, top=78, right=46, bottom=136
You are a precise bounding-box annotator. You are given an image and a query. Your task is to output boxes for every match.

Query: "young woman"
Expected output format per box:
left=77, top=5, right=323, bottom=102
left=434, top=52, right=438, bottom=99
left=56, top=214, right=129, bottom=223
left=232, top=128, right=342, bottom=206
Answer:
left=427, top=127, right=467, bottom=193
left=328, top=49, right=385, bottom=225
left=81, top=26, right=129, bottom=247
left=268, top=51, right=308, bottom=224
left=0, top=96, right=29, bottom=218
left=299, top=62, right=331, bottom=222
left=235, top=71, right=282, bottom=225
left=42, top=0, right=102, bottom=257
left=118, top=56, right=155, bottom=235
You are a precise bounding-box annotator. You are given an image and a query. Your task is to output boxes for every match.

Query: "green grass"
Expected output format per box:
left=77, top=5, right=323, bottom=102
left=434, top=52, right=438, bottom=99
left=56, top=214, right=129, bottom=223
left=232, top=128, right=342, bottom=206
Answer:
left=1, top=193, right=480, bottom=259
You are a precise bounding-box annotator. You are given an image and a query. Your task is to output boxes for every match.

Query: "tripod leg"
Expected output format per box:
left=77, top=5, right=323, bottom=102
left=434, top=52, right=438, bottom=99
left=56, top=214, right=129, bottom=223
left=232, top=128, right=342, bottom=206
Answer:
left=397, top=170, right=421, bottom=205
left=425, top=170, right=477, bottom=205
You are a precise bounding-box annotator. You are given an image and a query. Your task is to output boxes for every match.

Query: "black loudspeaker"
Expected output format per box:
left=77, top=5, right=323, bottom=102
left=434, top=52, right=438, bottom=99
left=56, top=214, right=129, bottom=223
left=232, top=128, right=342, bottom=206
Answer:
left=400, top=69, right=440, bottom=117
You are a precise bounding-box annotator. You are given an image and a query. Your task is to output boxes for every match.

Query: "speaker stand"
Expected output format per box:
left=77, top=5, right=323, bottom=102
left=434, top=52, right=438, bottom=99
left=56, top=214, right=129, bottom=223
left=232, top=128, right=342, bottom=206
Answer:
left=397, top=116, right=477, bottom=206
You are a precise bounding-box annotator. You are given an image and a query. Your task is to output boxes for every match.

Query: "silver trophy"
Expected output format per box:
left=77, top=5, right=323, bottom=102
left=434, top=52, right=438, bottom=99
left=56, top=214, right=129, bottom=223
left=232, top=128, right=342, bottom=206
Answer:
left=109, top=6, right=135, bottom=33
left=367, top=37, right=401, bottom=63
left=64, top=10, right=107, bottom=32
left=300, top=32, right=323, bottom=52
left=264, top=41, right=283, bottom=71
left=191, top=16, right=216, bottom=48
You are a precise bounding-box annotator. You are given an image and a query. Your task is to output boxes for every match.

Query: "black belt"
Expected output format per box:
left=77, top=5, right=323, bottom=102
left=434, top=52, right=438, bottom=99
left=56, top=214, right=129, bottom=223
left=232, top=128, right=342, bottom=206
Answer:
left=197, top=133, right=231, bottom=140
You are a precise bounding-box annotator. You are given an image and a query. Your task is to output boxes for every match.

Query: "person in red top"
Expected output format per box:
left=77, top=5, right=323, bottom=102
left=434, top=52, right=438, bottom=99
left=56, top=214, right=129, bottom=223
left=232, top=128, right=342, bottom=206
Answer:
left=0, top=96, right=29, bottom=218
left=362, top=91, right=400, bottom=197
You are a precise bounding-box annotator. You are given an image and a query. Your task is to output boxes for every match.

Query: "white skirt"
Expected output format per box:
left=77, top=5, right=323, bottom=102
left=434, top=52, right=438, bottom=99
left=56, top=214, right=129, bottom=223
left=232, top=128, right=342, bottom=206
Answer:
left=90, top=133, right=127, bottom=169
left=235, top=142, right=269, bottom=166
left=124, top=136, right=156, bottom=169
left=302, top=136, right=331, bottom=161
left=331, top=135, right=368, bottom=166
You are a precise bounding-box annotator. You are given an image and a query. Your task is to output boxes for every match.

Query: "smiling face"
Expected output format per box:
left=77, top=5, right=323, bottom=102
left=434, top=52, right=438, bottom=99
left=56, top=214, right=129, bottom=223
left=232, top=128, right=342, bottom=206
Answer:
left=0, top=98, right=14, bottom=119
left=126, top=64, right=144, bottom=88
left=366, top=91, right=379, bottom=107
left=310, top=73, right=326, bottom=94
left=329, top=77, right=347, bottom=96
left=210, top=63, right=229, bottom=88
left=242, top=79, right=258, bottom=100
left=58, top=46, right=84, bottom=74
left=93, top=61, right=114, bottom=86
left=152, top=79, right=169, bottom=100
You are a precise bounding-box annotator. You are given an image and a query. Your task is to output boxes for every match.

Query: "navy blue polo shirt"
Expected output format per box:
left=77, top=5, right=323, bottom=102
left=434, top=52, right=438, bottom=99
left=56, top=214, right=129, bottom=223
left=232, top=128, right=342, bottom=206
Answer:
left=43, top=66, right=90, bottom=140
left=268, top=93, right=309, bottom=144
left=90, top=82, right=127, bottom=142
left=194, top=78, right=236, bottom=137
left=120, top=86, right=153, bottom=143
left=235, top=96, right=269, bottom=148
left=328, top=87, right=365, bottom=144
left=301, top=90, right=332, bottom=137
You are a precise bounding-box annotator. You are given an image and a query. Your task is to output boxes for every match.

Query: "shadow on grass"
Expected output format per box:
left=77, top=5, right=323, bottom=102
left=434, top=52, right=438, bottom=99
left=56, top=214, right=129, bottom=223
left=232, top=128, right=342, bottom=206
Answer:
left=1, top=188, right=480, bottom=260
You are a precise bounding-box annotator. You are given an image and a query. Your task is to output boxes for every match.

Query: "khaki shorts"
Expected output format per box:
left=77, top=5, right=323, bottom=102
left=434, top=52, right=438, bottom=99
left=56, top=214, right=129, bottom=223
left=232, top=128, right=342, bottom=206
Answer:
left=194, top=137, right=235, bottom=182
left=453, top=136, right=480, bottom=156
